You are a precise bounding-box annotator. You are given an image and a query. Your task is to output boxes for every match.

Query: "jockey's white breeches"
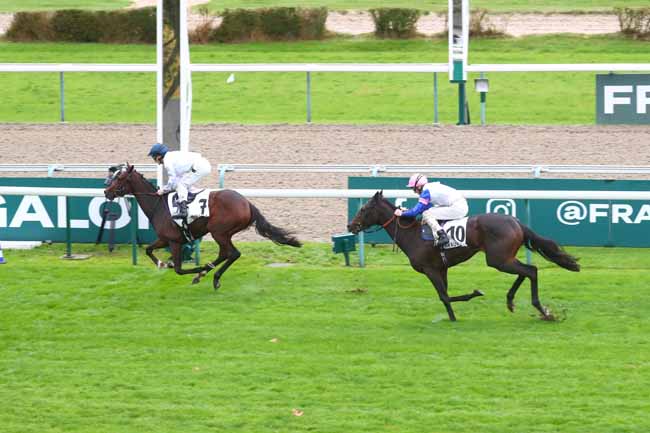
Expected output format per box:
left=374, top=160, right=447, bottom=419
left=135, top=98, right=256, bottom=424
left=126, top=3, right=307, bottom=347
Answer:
left=422, top=199, right=469, bottom=230
left=175, top=158, right=211, bottom=201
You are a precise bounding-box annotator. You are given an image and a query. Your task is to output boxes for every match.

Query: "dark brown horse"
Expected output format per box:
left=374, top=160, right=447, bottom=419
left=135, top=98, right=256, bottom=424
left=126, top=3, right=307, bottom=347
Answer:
left=104, top=164, right=301, bottom=289
left=347, top=191, right=580, bottom=321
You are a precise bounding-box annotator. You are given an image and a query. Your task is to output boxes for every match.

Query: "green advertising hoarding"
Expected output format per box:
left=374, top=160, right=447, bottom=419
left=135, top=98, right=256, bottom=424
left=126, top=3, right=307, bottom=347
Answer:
left=349, top=177, right=650, bottom=247
left=0, top=178, right=156, bottom=244
left=596, top=74, right=650, bottom=125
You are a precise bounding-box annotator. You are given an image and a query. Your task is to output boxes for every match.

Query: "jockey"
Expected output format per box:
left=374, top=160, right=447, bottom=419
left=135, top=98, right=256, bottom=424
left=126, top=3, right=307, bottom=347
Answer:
left=394, top=173, right=469, bottom=247
left=148, top=143, right=212, bottom=219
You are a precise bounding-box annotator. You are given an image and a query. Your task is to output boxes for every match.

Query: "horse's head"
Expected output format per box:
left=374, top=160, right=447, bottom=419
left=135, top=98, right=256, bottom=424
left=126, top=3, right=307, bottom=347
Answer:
left=104, top=163, right=135, bottom=200
left=347, top=190, right=395, bottom=234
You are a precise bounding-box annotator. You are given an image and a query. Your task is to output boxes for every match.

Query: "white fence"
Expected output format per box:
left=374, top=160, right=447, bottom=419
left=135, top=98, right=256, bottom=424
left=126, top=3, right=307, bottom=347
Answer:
left=3, top=186, right=649, bottom=266
left=3, top=62, right=650, bottom=123
left=0, top=164, right=158, bottom=177
left=215, top=164, right=650, bottom=187
left=6, top=63, right=650, bottom=73
left=2, top=186, right=650, bottom=200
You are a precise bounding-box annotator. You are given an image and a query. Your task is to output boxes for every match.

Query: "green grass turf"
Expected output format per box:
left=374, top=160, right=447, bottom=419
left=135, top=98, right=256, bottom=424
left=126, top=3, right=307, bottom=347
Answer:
left=0, top=0, right=130, bottom=13
left=203, top=0, right=647, bottom=13
left=0, top=0, right=644, bottom=13
left=0, top=35, right=648, bottom=124
left=0, top=242, right=648, bottom=432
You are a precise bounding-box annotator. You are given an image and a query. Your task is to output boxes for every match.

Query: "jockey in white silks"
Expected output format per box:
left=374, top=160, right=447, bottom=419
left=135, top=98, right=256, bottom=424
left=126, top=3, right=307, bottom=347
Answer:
left=393, top=173, right=469, bottom=247
left=147, top=143, right=212, bottom=219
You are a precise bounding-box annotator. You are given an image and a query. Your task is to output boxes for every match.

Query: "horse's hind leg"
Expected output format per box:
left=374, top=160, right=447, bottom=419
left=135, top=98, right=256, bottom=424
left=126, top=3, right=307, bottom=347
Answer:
left=210, top=238, right=241, bottom=290
left=191, top=255, right=227, bottom=285
left=506, top=275, right=526, bottom=312
left=491, top=259, right=549, bottom=319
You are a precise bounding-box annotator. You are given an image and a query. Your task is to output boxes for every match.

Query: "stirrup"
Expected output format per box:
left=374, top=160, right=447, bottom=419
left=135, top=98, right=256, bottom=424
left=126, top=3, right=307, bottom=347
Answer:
left=435, top=229, right=449, bottom=247
left=174, top=202, right=188, bottom=219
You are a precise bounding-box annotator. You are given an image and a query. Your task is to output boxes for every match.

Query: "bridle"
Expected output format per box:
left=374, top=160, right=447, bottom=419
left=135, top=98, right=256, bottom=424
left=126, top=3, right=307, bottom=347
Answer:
left=359, top=208, right=418, bottom=236
left=107, top=168, right=163, bottom=214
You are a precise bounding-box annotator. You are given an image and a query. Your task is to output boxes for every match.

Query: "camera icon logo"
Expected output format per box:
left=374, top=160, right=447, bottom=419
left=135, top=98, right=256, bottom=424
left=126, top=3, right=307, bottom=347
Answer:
left=486, top=199, right=517, bottom=217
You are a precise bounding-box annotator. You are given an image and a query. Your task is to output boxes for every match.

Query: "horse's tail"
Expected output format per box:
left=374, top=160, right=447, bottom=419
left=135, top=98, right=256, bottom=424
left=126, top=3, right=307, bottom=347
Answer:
left=249, top=204, right=302, bottom=248
left=520, top=223, right=580, bottom=272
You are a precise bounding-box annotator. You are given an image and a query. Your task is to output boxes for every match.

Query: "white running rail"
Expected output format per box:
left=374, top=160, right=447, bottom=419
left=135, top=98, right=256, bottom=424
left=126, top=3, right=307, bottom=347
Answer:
left=2, top=187, right=650, bottom=201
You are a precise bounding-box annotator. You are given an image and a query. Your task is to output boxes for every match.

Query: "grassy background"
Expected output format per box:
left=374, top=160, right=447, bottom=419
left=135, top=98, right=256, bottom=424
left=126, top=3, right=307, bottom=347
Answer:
left=0, top=0, right=130, bottom=13
left=204, top=0, right=647, bottom=13
left=0, top=242, right=648, bottom=432
left=0, top=35, right=648, bottom=125
left=0, top=1, right=644, bottom=13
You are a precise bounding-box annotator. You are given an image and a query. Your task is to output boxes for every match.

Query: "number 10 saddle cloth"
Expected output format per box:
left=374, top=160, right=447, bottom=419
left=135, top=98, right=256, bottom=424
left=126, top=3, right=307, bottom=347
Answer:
left=421, top=217, right=469, bottom=249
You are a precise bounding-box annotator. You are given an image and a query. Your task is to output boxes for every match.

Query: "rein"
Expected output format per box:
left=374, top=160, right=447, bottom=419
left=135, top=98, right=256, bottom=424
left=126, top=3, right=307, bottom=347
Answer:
left=112, top=169, right=163, bottom=213
left=388, top=214, right=418, bottom=252
left=363, top=213, right=419, bottom=252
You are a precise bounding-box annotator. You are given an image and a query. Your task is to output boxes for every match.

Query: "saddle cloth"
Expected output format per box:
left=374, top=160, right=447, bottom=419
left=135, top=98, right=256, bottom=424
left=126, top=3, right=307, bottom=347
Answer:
left=167, top=189, right=211, bottom=224
left=421, top=217, right=469, bottom=250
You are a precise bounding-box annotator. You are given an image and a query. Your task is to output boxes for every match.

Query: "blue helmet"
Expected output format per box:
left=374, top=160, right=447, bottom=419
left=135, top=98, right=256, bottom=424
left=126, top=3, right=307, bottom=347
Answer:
left=148, top=143, right=168, bottom=158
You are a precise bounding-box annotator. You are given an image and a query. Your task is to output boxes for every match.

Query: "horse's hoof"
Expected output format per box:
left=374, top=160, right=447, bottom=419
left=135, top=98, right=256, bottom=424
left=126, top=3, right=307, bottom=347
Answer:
left=474, top=290, right=484, bottom=297
left=540, top=307, right=556, bottom=321
left=507, top=303, right=515, bottom=313
left=213, top=279, right=221, bottom=291
left=166, top=261, right=174, bottom=268
left=192, top=276, right=201, bottom=285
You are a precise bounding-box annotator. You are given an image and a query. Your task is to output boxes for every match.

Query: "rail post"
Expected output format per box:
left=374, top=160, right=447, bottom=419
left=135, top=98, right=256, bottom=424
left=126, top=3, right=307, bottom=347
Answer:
left=525, top=199, right=532, bottom=265
left=130, top=197, right=138, bottom=265
left=306, top=71, right=312, bottom=123
left=433, top=72, right=439, bottom=124
left=59, top=72, right=65, bottom=122
left=218, top=165, right=228, bottom=188
left=357, top=198, right=365, bottom=267
left=64, top=196, right=72, bottom=258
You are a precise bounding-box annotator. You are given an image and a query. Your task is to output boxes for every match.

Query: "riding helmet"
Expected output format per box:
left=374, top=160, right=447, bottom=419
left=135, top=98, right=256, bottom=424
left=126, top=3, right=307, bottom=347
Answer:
left=148, top=143, right=169, bottom=158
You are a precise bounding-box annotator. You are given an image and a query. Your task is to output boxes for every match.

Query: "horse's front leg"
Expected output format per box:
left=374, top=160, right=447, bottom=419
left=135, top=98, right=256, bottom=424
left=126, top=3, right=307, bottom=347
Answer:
left=146, top=238, right=171, bottom=269
left=438, top=267, right=484, bottom=303
left=424, top=268, right=457, bottom=321
left=168, top=241, right=211, bottom=277
left=446, top=266, right=484, bottom=302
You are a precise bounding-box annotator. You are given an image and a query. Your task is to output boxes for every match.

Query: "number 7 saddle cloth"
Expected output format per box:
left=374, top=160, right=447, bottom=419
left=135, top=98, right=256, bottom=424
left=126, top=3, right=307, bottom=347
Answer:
left=167, top=189, right=211, bottom=225
left=421, top=217, right=469, bottom=249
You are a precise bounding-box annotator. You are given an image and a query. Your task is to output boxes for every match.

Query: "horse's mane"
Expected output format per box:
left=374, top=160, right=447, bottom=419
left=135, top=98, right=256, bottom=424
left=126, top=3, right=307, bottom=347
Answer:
left=129, top=166, right=157, bottom=192
left=377, top=193, right=419, bottom=224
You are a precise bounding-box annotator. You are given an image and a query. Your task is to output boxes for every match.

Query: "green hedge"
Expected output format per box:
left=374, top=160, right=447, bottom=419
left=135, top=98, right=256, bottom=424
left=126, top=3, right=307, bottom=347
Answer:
left=5, top=8, right=156, bottom=43
left=5, top=12, right=53, bottom=42
left=369, top=8, right=421, bottom=39
left=211, top=7, right=327, bottom=43
left=616, top=7, right=650, bottom=39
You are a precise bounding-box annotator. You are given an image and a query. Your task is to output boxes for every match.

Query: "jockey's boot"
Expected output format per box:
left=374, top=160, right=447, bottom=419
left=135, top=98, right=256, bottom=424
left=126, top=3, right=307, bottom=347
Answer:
left=435, top=229, right=450, bottom=247
left=174, top=201, right=188, bottom=219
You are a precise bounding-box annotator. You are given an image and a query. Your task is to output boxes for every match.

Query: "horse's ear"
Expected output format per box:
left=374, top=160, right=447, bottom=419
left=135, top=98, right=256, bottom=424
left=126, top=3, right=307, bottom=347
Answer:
left=379, top=189, right=384, bottom=197
left=127, top=163, right=134, bottom=172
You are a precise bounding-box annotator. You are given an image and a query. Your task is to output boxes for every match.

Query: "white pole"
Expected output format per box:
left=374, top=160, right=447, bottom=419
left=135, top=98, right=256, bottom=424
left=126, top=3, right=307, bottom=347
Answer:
left=179, top=0, right=191, bottom=152
left=155, top=0, right=164, bottom=186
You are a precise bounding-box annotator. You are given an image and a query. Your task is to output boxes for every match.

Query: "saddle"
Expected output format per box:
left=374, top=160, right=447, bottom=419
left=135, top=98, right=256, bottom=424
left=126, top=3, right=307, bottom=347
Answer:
left=421, top=217, right=469, bottom=250
left=171, top=190, right=203, bottom=206
left=168, top=190, right=207, bottom=244
left=420, top=220, right=449, bottom=242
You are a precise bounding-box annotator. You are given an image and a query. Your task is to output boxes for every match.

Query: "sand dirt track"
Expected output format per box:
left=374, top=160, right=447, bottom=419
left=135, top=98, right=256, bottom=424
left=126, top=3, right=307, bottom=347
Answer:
left=1, top=123, right=649, bottom=242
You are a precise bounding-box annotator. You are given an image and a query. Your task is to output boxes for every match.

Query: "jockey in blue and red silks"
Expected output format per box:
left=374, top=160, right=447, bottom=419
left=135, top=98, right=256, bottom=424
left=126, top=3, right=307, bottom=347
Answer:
left=393, top=173, right=469, bottom=247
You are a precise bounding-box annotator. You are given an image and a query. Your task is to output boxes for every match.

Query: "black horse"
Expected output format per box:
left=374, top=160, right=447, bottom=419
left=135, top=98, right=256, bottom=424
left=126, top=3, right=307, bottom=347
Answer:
left=104, top=164, right=301, bottom=289
left=347, top=191, right=580, bottom=321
